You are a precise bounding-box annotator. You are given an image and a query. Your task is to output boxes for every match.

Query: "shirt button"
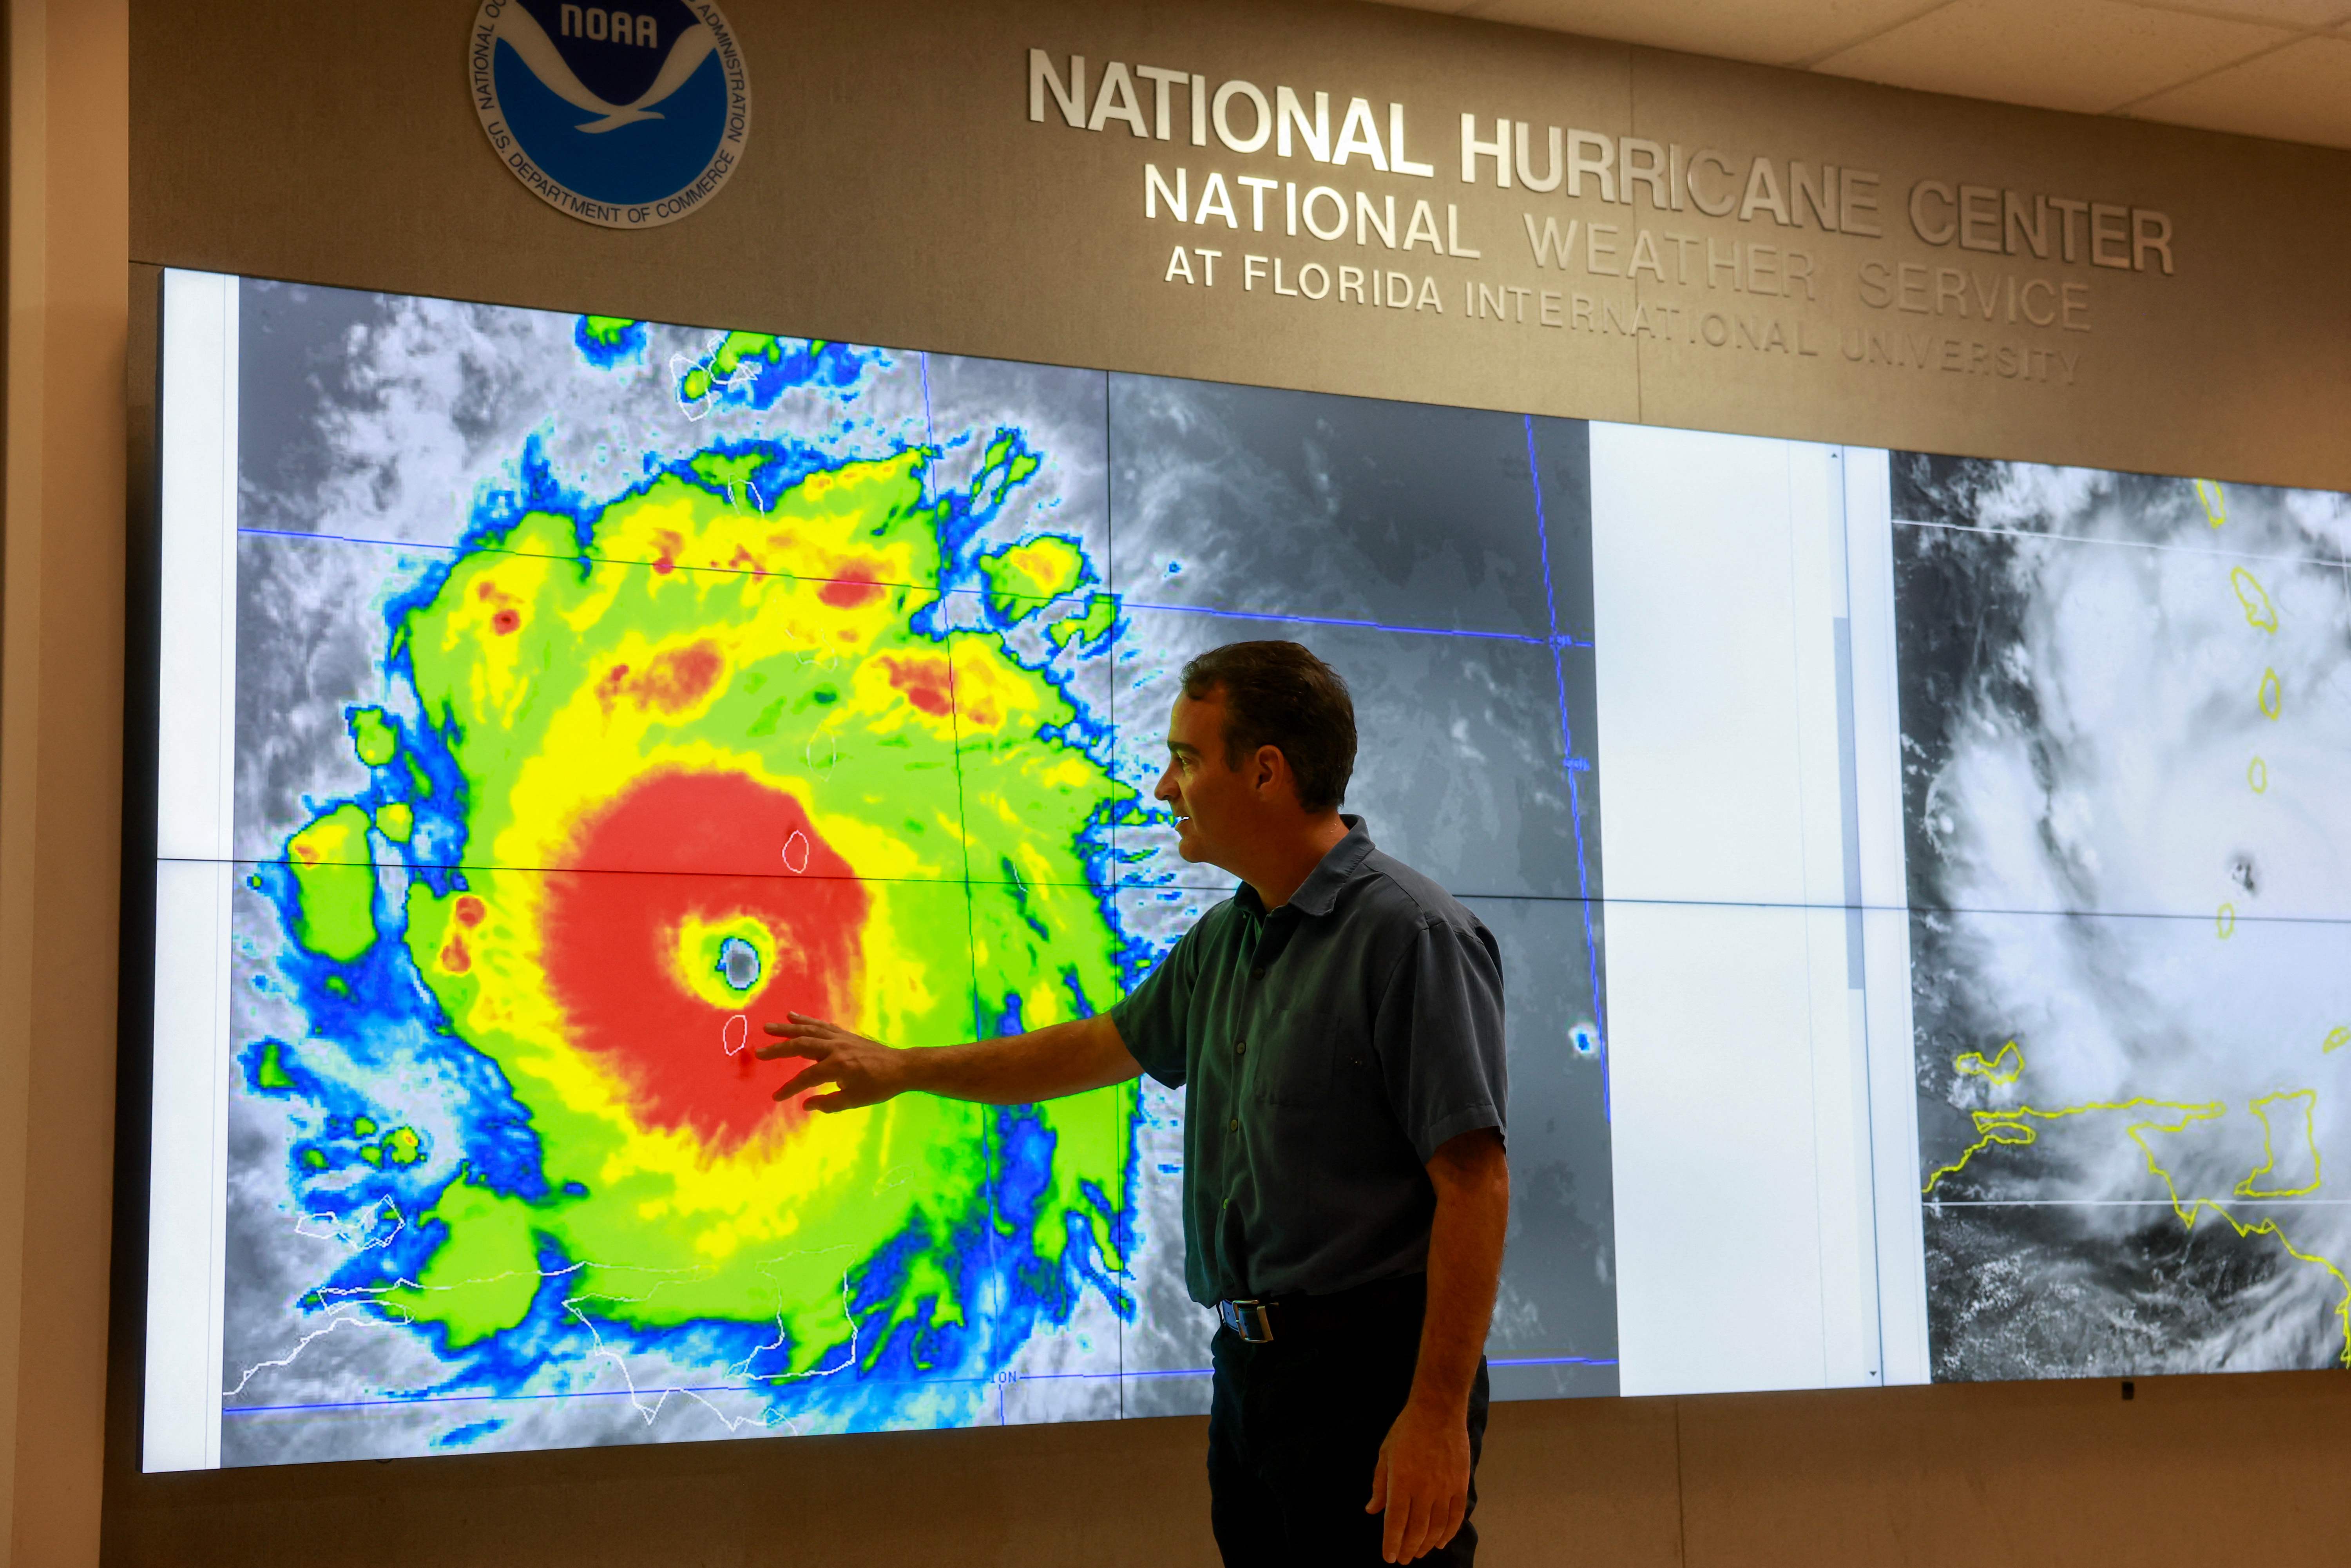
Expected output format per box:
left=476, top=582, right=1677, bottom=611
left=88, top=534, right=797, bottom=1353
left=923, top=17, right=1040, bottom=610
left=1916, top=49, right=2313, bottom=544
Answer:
left=1228, top=1118, right=1239, bottom=1132
left=1251, top=966, right=1265, bottom=980
left=1235, top=1039, right=1247, bottom=1056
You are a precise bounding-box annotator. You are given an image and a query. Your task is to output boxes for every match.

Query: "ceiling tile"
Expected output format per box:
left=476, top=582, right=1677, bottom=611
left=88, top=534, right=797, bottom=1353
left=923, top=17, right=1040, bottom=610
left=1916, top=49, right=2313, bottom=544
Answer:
left=1811, top=0, right=2295, bottom=112
left=2127, top=32, right=2351, bottom=144
left=1444, top=0, right=1956, bottom=66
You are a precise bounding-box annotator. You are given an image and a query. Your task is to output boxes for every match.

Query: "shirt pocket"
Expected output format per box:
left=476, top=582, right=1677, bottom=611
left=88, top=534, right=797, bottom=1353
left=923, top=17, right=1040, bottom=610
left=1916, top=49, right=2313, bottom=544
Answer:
left=1251, top=1007, right=1340, bottom=1108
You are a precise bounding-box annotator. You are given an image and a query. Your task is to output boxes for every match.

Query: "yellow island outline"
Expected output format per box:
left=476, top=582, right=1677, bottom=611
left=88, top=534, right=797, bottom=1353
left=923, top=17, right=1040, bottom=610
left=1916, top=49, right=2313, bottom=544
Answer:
left=1925, top=1045, right=2351, bottom=1364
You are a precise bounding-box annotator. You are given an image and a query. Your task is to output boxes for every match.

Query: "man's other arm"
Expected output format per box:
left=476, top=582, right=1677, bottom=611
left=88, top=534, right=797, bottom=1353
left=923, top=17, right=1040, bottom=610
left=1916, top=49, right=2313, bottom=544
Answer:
left=1367, top=1126, right=1509, bottom=1564
left=754, top=1011, right=1140, bottom=1110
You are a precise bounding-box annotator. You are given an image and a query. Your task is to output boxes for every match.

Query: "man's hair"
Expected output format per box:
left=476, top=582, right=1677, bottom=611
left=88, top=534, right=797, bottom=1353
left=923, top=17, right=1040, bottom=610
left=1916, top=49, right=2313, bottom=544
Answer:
left=1179, top=641, right=1356, bottom=813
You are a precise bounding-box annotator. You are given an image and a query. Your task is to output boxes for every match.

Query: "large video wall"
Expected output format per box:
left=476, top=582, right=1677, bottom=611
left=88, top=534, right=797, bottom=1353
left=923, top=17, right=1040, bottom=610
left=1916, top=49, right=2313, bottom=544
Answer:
left=142, top=270, right=2351, bottom=1469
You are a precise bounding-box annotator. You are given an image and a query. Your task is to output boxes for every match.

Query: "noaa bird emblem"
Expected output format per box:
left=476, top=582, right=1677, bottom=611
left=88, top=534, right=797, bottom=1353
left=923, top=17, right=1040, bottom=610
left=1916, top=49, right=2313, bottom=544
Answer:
left=470, top=0, right=750, bottom=229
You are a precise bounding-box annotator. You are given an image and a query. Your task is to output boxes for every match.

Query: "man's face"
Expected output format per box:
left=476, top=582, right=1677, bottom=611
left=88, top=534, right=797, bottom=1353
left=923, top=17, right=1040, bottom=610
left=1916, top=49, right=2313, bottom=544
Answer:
left=1154, top=687, right=1255, bottom=868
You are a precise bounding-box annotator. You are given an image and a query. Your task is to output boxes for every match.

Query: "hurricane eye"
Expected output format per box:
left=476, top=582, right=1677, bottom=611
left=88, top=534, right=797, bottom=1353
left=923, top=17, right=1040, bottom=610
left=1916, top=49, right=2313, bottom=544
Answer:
left=717, top=936, right=762, bottom=991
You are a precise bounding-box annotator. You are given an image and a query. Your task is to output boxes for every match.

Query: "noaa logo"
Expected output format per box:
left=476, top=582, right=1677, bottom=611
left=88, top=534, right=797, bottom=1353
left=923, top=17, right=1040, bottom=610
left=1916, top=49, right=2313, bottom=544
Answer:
left=470, top=0, right=750, bottom=229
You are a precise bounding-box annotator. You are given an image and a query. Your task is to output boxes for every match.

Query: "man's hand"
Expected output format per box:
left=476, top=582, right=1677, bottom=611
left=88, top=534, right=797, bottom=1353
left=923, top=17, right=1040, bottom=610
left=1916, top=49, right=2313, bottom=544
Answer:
left=755, top=1014, right=910, bottom=1110
left=1366, top=1396, right=1473, bottom=1563
left=755, top=1010, right=1140, bottom=1109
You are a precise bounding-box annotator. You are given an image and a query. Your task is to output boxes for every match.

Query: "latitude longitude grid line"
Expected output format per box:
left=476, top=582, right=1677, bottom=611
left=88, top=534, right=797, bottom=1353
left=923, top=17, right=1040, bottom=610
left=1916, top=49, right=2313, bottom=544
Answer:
left=1928, top=1199, right=2351, bottom=1208
left=926, top=354, right=1014, bottom=1429
left=1104, top=366, right=1129, bottom=1420
left=1891, top=514, right=2351, bottom=572
left=1524, top=414, right=1610, bottom=1125
left=217, top=1353, right=1619, bottom=1420
left=187, top=857, right=2351, bottom=936
left=232, top=525, right=1592, bottom=651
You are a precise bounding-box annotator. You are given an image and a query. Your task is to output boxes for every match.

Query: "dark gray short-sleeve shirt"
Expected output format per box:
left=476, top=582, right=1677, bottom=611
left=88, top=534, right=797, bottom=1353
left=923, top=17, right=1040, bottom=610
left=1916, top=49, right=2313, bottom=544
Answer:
left=1111, top=817, right=1507, bottom=1306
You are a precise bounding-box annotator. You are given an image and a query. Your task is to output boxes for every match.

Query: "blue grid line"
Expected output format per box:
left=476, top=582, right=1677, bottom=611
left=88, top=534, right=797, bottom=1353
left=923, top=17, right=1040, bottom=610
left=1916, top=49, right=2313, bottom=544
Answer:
left=232, top=527, right=1595, bottom=652
left=221, top=1356, right=1609, bottom=1416
left=919, top=351, right=936, bottom=474
left=922, top=346, right=1009, bottom=1368
left=1125, top=597, right=1585, bottom=648
left=237, top=527, right=465, bottom=550
left=222, top=1374, right=1089, bottom=1417
left=1525, top=415, right=1610, bottom=1116
left=1106, top=370, right=1132, bottom=1419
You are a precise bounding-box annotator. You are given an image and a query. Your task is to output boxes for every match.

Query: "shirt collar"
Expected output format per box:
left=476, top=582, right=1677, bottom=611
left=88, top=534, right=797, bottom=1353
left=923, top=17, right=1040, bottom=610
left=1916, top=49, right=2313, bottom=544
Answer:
left=1236, top=815, right=1375, bottom=920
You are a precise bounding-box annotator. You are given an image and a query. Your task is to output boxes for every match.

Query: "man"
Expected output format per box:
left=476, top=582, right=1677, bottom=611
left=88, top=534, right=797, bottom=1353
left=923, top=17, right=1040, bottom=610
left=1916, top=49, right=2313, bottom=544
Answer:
left=759, top=640, right=1509, bottom=1566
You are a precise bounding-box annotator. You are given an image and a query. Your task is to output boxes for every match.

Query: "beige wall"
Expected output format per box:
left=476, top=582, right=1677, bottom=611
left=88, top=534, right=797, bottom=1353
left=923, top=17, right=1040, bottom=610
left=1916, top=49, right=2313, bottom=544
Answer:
left=2, top=0, right=128, bottom=1563
left=0, top=0, right=2342, bottom=1561
left=129, top=0, right=2351, bottom=489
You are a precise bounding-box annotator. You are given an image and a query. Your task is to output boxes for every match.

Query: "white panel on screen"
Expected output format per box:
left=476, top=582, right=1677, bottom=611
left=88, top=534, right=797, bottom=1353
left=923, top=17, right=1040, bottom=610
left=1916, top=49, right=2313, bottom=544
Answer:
left=1608, top=900, right=1862, bottom=1395
left=1840, top=445, right=1929, bottom=1384
left=144, top=858, right=234, bottom=1472
left=1589, top=422, right=1813, bottom=909
left=156, top=268, right=238, bottom=863
left=144, top=268, right=239, bottom=1472
left=1593, top=424, right=1895, bottom=1394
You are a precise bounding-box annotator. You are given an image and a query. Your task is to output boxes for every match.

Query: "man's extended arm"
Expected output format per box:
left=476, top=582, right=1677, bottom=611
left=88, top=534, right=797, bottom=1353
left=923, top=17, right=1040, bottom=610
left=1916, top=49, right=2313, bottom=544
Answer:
left=755, top=1011, right=1140, bottom=1110
left=1367, top=1126, right=1510, bottom=1564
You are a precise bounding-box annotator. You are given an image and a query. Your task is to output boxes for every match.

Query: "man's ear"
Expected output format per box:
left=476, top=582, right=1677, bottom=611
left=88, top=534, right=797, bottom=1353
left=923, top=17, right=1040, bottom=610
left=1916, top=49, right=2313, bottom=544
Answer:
left=1250, top=743, right=1285, bottom=797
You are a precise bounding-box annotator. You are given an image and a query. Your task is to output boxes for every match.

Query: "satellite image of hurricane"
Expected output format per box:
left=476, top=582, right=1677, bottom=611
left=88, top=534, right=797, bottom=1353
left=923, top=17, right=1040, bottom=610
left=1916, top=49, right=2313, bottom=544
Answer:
left=209, top=280, right=1614, bottom=1463
left=1894, top=453, right=2351, bottom=1380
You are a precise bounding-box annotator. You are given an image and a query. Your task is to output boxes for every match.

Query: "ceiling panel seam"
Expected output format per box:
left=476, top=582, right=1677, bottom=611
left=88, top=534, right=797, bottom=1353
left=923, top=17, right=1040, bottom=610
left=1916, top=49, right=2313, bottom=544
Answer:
left=2117, top=0, right=2350, bottom=34
left=1787, top=0, right=1963, bottom=70
left=2105, top=30, right=2316, bottom=112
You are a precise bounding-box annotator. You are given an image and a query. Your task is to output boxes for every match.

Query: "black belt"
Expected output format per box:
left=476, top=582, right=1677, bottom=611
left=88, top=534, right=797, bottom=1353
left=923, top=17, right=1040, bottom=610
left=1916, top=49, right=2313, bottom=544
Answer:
left=1215, top=1272, right=1427, bottom=1344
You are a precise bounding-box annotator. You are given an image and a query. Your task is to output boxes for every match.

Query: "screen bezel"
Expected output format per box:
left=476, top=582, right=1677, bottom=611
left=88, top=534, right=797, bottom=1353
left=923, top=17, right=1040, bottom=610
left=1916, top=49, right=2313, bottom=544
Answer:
left=99, top=262, right=2344, bottom=1551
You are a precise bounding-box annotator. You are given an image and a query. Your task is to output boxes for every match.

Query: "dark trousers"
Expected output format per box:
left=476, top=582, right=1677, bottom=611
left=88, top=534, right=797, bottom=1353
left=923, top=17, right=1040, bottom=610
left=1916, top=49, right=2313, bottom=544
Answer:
left=1206, top=1283, right=1489, bottom=1566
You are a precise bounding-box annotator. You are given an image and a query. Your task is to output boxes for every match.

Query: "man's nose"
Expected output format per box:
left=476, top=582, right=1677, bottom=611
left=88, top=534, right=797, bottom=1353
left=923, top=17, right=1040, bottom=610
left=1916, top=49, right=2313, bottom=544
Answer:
left=1152, top=769, right=1177, bottom=802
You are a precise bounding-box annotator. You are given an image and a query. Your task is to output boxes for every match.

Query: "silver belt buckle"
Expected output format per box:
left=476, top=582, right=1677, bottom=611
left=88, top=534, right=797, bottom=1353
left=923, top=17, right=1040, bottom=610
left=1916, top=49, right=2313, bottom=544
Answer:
left=1219, top=1298, right=1275, bottom=1343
